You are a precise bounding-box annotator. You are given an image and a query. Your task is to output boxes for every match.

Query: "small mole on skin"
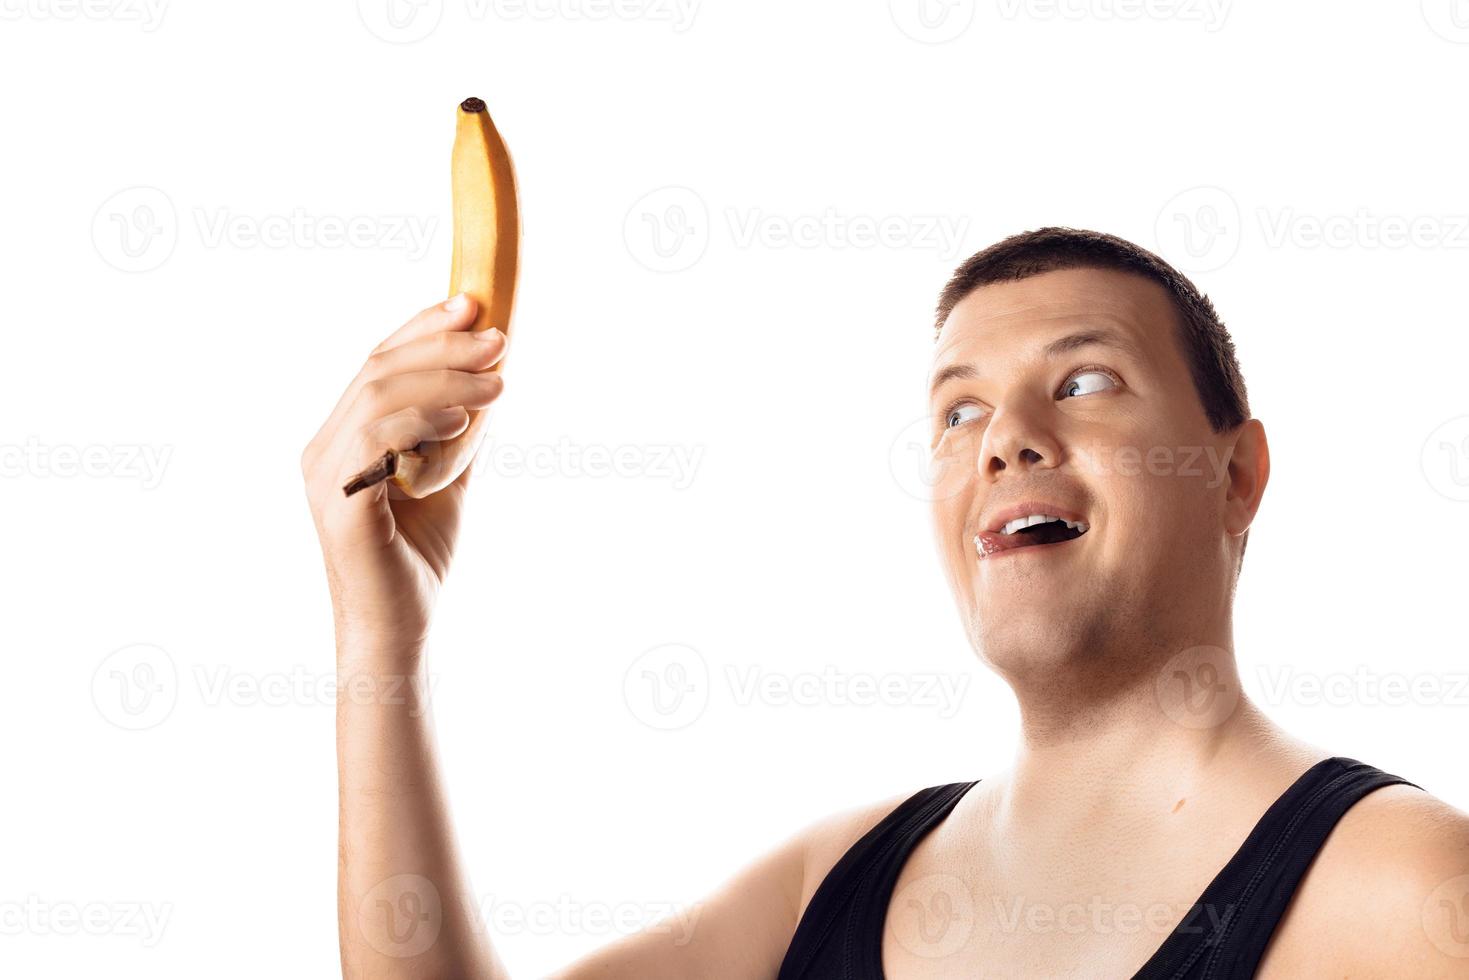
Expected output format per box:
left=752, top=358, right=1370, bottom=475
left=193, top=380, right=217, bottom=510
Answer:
left=1172, top=798, right=1186, bottom=814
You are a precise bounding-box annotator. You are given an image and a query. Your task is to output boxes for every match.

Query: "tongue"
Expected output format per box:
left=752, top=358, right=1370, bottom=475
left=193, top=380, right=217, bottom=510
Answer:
left=975, top=521, right=1079, bottom=558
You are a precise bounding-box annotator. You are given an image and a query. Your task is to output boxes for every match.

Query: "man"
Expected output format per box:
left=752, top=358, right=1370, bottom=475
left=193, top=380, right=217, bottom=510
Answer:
left=302, top=227, right=1469, bottom=978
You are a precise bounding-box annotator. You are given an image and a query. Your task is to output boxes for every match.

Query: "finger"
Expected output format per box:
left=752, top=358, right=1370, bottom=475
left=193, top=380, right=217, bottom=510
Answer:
left=351, top=404, right=470, bottom=471
left=342, top=370, right=503, bottom=440
left=322, top=406, right=470, bottom=533
left=366, top=327, right=506, bottom=386
left=372, top=293, right=478, bottom=357
left=317, top=329, right=506, bottom=449
left=311, top=296, right=487, bottom=452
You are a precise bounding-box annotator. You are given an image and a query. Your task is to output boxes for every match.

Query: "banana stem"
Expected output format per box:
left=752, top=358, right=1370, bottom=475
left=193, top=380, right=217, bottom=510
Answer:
left=342, top=448, right=405, bottom=497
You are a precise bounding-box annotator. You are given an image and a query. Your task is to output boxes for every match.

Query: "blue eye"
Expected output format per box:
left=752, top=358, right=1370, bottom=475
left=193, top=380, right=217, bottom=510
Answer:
left=1062, top=369, right=1117, bottom=398
left=946, top=403, right=983, bottom=429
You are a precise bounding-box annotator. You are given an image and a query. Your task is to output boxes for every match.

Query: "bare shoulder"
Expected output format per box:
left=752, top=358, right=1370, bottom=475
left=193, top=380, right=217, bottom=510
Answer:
left=795, top=786, right=924, bottom=918
left=546, top=785, right=923, bottom=980
left=1262, top=782, right=1469, bottom=977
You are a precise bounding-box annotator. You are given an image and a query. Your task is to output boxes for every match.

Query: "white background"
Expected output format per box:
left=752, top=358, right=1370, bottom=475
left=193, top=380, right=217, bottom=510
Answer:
left=3, top=1, right=1469, bottom=976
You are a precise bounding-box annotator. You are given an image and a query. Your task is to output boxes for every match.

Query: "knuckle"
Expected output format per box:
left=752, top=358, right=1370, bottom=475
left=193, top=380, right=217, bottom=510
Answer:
left=363, top=348, right=390, bottom=378
left=359, top=378, right=388, bottom=408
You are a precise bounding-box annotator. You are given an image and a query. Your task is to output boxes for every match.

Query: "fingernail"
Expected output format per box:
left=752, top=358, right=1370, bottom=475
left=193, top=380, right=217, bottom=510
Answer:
left=445, top=293, right=469, bottom=312
left=475, top=328, right=505, bottom=344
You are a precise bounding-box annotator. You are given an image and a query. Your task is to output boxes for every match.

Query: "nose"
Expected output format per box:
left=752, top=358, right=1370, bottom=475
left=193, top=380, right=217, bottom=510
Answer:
left=980, top=400, right=1060, bottom=481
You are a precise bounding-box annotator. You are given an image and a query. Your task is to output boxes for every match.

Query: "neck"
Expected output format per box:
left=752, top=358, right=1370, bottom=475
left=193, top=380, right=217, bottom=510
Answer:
left=994, top=634, right=1298, bottom=830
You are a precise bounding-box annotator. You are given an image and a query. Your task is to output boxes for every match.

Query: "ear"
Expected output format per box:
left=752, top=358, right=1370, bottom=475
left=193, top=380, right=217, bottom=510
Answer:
left=1221, top=418, right=1269, bottom=537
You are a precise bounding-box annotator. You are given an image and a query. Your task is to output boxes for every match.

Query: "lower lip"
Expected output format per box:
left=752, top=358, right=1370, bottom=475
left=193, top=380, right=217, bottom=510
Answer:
left=973, top=531, right=1088, bottom=562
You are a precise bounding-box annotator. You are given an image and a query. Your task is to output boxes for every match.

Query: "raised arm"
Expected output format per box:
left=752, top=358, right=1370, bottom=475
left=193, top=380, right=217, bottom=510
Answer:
left=303, top=294, right=509, bottom=977
left=302, top=297, right=902, bottom=976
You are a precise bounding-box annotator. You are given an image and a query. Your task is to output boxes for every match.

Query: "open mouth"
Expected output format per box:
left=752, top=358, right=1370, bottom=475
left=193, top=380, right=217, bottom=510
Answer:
left=974, top=513, right=1090, bottom=560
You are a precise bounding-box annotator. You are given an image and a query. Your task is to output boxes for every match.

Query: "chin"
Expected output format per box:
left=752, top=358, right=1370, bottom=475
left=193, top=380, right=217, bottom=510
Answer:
left=968, top=611, right=1094, bottom=680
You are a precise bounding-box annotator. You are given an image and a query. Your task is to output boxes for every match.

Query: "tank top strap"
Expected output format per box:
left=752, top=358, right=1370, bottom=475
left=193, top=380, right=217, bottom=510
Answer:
left=776, top=780, right=979, bottom=980
left=1136, top=756, right=1421, bottom=979
left=778, top=758, right=1420, bottom=979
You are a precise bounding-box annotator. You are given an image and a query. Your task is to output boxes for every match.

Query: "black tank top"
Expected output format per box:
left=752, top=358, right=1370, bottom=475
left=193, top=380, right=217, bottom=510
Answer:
left=776, top=756, right=1419, bottom=979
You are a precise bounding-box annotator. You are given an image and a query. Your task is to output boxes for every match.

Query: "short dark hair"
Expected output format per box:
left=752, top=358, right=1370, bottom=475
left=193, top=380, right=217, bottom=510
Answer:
left=933, top=227, right=1253, bottom=573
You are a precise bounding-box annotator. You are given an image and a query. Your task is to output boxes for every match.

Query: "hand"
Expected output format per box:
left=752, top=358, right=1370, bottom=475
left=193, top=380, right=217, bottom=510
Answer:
left=301, top=294, right=506, bottom=656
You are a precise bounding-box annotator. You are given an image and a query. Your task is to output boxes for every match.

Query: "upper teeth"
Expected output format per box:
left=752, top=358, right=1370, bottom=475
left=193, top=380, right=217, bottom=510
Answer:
left=999, top=514, right=1089, bottom=535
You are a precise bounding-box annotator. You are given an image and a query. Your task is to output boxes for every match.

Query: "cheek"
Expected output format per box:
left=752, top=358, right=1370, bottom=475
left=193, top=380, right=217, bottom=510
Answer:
left=1087, top=437, right=1219, bottom=550
left=928, top=424, right=982, bottom=505
left=929, top=438, right=976, bottom=503
left=928, top=433, right=981, bottom=583
left=930, top=486, right=973, bottom=574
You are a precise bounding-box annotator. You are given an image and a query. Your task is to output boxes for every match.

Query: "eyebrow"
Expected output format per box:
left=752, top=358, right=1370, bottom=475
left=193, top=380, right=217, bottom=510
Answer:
left=928, top=327, right=1142, bottom=399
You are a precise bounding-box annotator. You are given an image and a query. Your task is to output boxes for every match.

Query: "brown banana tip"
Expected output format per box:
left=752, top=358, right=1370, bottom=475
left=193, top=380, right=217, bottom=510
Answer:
left=460, top=97, right=487, bottom=113
left=342, top=449, right=399, bottom=498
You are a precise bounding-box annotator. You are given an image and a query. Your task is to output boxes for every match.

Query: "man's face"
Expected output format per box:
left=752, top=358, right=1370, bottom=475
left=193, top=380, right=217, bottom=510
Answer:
left=927, top=267, right=1243, bottom=681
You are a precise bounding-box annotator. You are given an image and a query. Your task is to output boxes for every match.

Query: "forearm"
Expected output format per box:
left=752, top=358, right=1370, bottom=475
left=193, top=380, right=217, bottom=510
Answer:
left=335, top=640, right=506, bottom=979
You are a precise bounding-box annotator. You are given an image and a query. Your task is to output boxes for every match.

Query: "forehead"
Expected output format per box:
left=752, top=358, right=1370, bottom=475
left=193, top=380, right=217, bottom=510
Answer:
left=933, top=266, right=1181, bottom=379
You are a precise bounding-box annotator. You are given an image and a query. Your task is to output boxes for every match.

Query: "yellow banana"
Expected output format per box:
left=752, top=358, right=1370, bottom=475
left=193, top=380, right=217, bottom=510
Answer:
left=394, top=95, right=520, bottom=497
